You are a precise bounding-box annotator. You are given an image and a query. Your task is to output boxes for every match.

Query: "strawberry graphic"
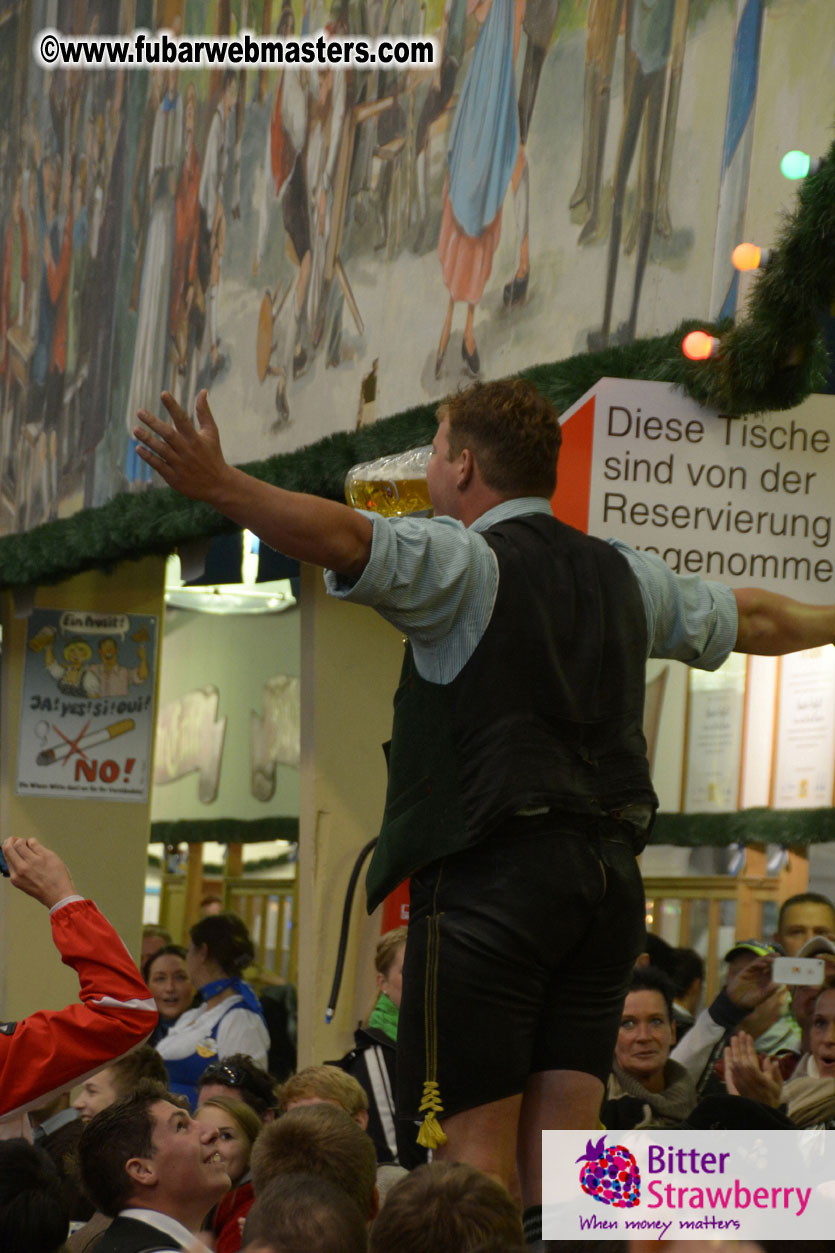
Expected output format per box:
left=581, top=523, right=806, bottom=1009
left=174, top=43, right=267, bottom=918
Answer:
left=576, top=1135, right=640, bottom=1208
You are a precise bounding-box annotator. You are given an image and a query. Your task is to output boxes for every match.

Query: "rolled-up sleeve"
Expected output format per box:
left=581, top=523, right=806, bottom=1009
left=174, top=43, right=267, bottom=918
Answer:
left=609, top=541, right=738, bottom=670
left=324, top=512, right=497, bottom=682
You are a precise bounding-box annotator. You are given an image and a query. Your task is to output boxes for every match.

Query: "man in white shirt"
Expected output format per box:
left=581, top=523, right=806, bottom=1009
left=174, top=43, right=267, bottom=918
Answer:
left=78, top=1084, right=231, bottom=1252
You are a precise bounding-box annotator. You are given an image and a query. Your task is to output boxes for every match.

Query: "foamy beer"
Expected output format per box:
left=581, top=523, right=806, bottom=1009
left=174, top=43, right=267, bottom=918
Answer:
left=344, top=445, right=433, bottom=517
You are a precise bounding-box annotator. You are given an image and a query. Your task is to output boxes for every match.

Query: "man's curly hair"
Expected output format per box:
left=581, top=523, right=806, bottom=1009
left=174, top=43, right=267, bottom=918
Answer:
left=441, top=378, right=561, bottom=498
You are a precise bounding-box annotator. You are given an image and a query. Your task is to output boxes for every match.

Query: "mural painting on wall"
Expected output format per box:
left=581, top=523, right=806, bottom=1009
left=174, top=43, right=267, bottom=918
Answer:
left=250, top=673, right=300, bottom=800
left=17, top=608, right=158, bottom=800
left=153, top=686, right=227, bottom=802
left=0, top=0, right=832, bottom=536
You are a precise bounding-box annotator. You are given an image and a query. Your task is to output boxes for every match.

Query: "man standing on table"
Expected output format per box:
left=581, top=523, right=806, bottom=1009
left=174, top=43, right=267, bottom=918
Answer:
left=135, top=380, right=835, bottom=1250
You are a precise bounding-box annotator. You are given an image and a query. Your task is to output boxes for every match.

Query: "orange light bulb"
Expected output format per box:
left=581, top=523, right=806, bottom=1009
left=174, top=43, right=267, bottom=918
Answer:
left=732, top=242, right=762, bottom=271
left=682, top=331, right=719, bottom=361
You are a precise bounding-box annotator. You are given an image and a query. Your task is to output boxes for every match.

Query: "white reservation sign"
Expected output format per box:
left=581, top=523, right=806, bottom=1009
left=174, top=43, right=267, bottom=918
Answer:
left=558, top=380, right=835, bottom=602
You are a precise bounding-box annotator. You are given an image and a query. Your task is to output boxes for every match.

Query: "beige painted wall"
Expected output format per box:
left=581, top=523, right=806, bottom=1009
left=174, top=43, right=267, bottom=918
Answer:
left=0, top=558, right=166, bottom=1020
left=297, top=565, right=405, bottom=1066
left=151, top=604, right=301, bottom=824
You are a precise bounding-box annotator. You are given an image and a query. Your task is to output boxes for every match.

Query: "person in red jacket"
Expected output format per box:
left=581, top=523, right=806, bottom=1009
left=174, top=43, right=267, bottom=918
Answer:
left=0, top=836, right=158, bottom=1126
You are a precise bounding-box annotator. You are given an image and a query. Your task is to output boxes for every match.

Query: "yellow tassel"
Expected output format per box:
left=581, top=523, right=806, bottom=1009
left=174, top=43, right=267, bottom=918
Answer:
left=416, top=1080, right=447, bottom=1149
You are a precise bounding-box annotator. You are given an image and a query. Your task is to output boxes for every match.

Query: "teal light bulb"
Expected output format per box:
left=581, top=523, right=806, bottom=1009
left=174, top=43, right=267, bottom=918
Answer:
left=780, top=150, right=811, bottom=180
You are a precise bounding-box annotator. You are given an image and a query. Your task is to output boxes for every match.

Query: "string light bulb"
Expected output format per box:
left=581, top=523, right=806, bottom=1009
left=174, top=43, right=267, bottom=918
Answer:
left=780, top=150, right=821, bottom=180
left=682, top=331, right=720, bottom=361
left=732, top=242, right=771, bottom=271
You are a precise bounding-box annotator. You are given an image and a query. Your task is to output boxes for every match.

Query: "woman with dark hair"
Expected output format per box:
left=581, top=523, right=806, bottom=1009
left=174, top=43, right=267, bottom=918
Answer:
left=142, top=943, right=195, bottom=1045
left=157, top=913, right=270, bottom=1109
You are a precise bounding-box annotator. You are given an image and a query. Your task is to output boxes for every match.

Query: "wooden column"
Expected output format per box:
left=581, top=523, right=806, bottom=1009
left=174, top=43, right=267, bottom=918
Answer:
left=184, top=842, right=205, bottom=928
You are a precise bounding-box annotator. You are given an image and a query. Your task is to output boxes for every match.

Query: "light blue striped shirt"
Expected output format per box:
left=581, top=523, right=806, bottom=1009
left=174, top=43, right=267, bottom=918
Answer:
left=324, top=498, right=738, bottom=683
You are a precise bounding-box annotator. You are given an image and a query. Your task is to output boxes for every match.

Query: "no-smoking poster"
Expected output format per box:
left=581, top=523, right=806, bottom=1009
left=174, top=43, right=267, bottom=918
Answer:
left=16, top=609, right=158, bottom=802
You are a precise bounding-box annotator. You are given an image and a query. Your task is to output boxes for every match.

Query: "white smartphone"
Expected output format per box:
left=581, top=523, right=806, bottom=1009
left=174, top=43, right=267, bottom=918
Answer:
left=772, top=956, right=825, bottom=986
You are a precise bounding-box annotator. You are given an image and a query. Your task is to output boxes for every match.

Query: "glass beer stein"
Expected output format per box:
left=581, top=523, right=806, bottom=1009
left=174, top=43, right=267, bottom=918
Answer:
left=344, top=445, right=433, bottom=517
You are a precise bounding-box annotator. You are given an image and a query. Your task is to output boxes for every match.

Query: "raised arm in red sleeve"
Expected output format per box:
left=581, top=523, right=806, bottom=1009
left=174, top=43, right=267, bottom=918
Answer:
left=0, top=839, right=157, bottom=1118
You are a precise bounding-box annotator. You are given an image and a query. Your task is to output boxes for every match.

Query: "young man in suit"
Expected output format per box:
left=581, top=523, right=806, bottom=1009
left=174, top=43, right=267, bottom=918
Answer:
left=78, top=1082, right=230, bottom=1252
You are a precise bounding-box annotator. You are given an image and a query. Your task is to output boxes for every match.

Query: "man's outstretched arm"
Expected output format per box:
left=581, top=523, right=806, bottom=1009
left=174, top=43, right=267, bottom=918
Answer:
left=734, top=588, right=835, bottom=655
left=135, top=390, right=373, bottom=578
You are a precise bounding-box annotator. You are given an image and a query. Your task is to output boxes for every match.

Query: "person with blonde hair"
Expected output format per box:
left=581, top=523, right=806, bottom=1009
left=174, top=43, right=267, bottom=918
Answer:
left=196, top=1095, right=262, bottom=1252
left=369, top=926, right=407, bottom=1040
left=329, top=926, right=424, bottom=1168
left=278, top=1065, right=369, bottom=1125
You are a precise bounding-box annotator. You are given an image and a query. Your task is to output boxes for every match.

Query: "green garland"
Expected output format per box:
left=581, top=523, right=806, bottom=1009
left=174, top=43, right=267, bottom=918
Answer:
left=0, top=129, right=833, bottom=591
left=650, top=808, right=835, bottom=848
left=148, top=808, right=835, bottom=849
left=150, top=815, right=300, bottom=846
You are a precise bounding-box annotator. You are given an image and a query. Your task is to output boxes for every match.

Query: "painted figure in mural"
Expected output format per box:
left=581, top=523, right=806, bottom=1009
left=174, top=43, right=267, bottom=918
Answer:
left=573, top=0, right=685, bottom=249
left=571, top=0, right=624, bottom=244
left=30, top=144, right=59, bottom=427
left=305, top=63, right=348, bottom=362
left=169, top=82, right=202, bottom=412
left=259, top=0, right=353, bottom=389
left=124, top=68, right=182, bottom=488
left=82, top=71, right=127, bottom=502
left=39, top=158, right=73, bottom=521
left=412, top=0, right=467, bottom=252
left=502, top=0, right=560, bottom=308
left=230, top=68, right=247, bottom=224
left=368, top=0, right=420, bottom=255
left=0, top=169, right=30, bottom=379
left=435, top=0, right=524, bottom=380
left=66, top=158, right=89, bottom=388
left=345, top=0, right=384, bottom=217
left=646, top=0, right=689, bottom=243
left=370, top=80, right=407, bottom=255
left=129, top=71, right=166, bottom=315
left=0, top=167, right=31, bottom=510
left=23, top=160, right=42, bottom=353
left=199, top=70, right=239, bottom=380
left=589, top=0, right=678, bottom=349
left=255, top=3, right=311, bottom=421
left=63, top=154, right=90, bottom=479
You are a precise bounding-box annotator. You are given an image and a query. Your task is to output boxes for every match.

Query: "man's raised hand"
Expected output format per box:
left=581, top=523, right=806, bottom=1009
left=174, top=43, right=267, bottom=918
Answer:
left=134, top=390, right=230, bottom=504
left=135, top=386, right=373, bottom=577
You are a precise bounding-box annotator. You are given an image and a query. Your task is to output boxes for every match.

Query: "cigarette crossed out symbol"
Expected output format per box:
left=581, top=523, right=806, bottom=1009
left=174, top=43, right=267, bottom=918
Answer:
left=51, top=720, right=92, bottom=765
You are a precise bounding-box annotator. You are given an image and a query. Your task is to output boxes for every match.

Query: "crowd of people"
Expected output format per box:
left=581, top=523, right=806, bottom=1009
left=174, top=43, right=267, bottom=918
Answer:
left=3, top=831, right=835, bottom=1252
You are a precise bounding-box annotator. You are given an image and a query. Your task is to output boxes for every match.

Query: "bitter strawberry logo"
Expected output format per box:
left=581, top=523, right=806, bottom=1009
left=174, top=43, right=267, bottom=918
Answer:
left=576, top=1135, right=641, bottom=1208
